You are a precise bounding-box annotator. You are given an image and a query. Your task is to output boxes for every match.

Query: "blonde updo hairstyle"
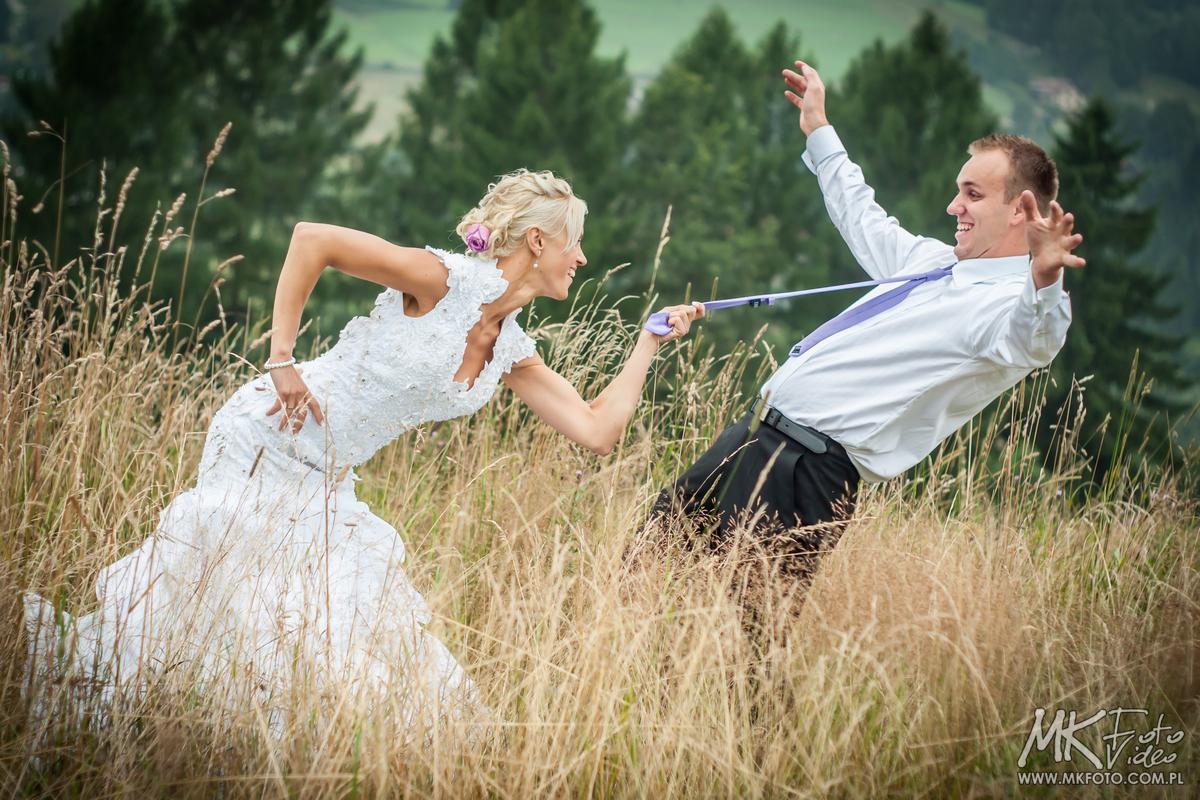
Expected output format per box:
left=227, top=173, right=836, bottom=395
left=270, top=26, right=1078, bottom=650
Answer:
left=455, top=168, right=587, bottom=260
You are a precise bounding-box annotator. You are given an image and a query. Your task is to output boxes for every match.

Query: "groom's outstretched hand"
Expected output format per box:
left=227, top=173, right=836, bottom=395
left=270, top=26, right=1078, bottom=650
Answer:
left=1020, top=190, right=1086, bottom=290
left=782, top=60, right=828, bottom=136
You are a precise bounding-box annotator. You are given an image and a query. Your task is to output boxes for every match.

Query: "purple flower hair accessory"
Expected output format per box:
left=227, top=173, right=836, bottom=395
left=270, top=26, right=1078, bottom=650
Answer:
left=464, top=223, right=491, bottom=253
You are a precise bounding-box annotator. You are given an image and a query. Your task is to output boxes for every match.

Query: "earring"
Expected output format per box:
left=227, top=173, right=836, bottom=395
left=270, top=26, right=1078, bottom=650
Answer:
left=533, top=259, right=540, bottom=269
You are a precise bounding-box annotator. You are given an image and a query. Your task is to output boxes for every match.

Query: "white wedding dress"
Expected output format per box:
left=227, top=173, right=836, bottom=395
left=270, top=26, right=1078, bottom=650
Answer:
left=23, top=246, right=536, bottom=731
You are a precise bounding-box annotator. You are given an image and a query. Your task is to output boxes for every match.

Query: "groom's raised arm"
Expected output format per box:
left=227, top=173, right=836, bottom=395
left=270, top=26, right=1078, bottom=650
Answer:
left=783, top=62, right=952, bottom=280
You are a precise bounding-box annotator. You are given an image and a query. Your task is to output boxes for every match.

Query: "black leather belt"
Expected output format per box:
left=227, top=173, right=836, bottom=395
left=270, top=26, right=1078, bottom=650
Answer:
left=754, top=399, right=830, bottom=454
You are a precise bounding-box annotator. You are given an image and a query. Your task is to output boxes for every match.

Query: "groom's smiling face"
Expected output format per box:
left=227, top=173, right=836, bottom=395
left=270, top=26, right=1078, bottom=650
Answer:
left=946, top=149, right=1022, bottom=260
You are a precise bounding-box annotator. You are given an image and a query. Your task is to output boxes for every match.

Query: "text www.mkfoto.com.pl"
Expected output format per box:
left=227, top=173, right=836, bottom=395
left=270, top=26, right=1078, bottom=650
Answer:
left=1018, top=771, right=1186, bottom=786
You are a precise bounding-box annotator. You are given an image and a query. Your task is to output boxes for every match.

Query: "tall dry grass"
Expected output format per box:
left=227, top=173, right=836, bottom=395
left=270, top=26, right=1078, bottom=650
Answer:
left=0, top=128, right=1197, bottom=798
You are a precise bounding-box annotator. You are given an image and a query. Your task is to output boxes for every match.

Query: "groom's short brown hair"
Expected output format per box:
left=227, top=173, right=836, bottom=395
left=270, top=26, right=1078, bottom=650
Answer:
left=968, top=134, right=1059, bottom=215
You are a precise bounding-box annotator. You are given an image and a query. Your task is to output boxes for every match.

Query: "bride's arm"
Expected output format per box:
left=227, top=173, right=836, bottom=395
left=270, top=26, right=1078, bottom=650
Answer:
left=268, top=222, right=450, bottom=364
left=502, top=304, right=703, bottom=455
left=266, top=223, right=453, bottom=433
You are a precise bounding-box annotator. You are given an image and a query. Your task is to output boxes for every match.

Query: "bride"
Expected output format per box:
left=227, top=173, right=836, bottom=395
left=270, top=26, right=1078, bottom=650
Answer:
left=23, top=168, right=703, bottom=733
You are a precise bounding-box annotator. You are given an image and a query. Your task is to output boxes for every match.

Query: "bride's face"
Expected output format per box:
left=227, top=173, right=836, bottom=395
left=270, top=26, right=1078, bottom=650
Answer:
left=538, top=227, right=587, bottom=301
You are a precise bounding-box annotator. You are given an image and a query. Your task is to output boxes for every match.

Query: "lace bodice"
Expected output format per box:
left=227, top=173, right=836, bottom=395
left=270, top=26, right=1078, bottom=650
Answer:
left=202, top=246, right=537, bottom=480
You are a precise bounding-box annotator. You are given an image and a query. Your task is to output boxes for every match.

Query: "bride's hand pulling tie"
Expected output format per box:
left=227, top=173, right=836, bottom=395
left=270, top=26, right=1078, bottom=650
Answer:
left=645, top=301, right=705, bottom=343
left=265, top=364, right=326, bottom=433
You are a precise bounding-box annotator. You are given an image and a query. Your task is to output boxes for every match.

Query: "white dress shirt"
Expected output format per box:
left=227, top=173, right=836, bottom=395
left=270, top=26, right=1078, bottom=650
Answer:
left=760, top=125, right=1072, bottom=483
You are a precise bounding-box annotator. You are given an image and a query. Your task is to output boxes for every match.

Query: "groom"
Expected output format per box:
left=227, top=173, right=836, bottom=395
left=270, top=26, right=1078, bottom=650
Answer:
left=645, top=60, right=1085, bottom=587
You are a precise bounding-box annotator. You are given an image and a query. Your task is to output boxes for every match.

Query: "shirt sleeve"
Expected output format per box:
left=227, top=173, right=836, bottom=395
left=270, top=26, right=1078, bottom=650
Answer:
left=970, top=267, right=1073, bottom=369
left=803, top=125, right=954, bottom=280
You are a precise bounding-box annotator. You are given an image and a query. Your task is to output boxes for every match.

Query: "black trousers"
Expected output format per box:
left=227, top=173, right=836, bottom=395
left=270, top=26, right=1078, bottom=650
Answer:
left=647, top=411, right=862, bottom=586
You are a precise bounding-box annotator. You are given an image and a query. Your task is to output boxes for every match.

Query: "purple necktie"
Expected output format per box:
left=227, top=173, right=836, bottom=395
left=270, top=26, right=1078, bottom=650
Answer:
left=788, top=263, right=956, bottom=358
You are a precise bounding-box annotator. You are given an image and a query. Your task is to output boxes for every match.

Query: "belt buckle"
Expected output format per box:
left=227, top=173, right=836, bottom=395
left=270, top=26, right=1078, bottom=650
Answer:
left=752, top=397, right=767, bottom=422
left=760, top=403, right=828, bottom=455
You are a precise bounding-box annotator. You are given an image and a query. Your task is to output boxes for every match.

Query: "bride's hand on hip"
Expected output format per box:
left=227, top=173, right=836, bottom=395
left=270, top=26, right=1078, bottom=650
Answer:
left=648, top=301, right=705, bottom=343
left=265, top=365, right=325, bottom=433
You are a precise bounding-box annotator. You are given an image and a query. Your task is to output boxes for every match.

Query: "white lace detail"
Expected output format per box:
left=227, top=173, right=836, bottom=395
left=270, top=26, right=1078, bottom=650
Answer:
left=196, top=244, right=538, bottom=478
left=22, top=245, right=537, bottom=735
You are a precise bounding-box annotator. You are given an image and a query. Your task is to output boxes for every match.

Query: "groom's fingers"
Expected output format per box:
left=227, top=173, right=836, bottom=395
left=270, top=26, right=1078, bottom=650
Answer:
left=784, top=90, right=803, bottom=108
left=796, top=60, right=823, bottom=88
left=1049, top=200, right=1063, bottom=226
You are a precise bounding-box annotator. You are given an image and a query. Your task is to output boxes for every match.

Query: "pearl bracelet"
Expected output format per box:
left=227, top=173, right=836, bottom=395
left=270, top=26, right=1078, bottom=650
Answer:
left=264, top=356, right=296, bottom=370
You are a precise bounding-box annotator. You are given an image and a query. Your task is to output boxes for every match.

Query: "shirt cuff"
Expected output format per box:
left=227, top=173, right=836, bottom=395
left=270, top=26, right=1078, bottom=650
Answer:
left=1022, top=265, right=1066, bottom=313
left=801, top=124, right=846, bottom=175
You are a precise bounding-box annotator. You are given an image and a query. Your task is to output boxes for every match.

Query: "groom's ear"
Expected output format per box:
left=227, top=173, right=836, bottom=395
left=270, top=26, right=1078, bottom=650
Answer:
left=1011, top=193, right=1029, bottom=226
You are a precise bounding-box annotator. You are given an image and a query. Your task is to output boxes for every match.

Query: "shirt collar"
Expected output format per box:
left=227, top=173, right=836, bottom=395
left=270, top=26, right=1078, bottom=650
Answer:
left=950, top=254, right=1030, bottom=288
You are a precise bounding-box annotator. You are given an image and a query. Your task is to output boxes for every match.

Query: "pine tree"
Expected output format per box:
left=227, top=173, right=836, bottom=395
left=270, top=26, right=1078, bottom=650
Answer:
left=1121, top=100, right=1200, bottom=442
left=3, top=0, right=372, bottom=332
left=1045, top=98, right=1186, bottom=476
left=4, top=0, right=190, bottom=265
left=365, top=0, right=631, bottom=269
left=169, top=0, right=373, bottom=326
left=614, top=9, right=830, bottom=353
left=831, top=10, right=998, bottom=241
